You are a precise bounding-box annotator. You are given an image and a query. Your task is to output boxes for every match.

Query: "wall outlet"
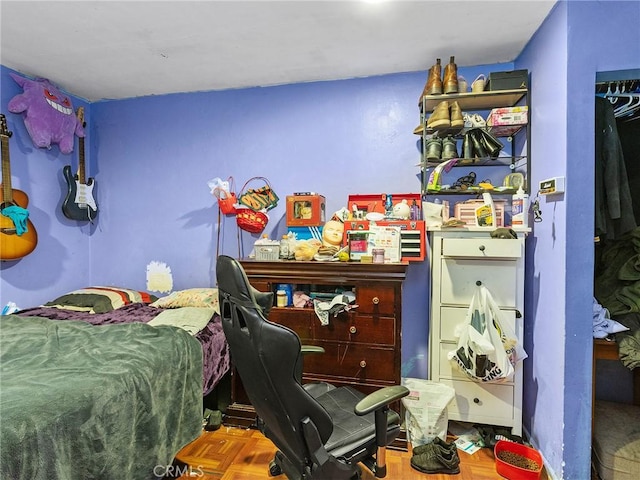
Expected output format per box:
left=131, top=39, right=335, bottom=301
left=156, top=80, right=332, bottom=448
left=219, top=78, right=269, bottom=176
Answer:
left=539, top=176, right=565, bottom=195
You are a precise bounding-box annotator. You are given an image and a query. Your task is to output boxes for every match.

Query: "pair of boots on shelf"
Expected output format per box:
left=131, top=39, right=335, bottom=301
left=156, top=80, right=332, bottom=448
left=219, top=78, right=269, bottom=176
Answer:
left=419, top=56, right=459, bottom=102
left=462, top=128, right=503, bottom=159
left=413, top=100, right=464, bottom=135
left=425, top=135, right=458, bottom=162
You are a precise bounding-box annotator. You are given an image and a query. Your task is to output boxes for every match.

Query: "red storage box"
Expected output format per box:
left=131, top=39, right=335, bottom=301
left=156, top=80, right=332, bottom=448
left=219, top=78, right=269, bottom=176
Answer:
left=342, top=219, right=425, bottom=262
left=494, top=440, right=543, bottom=480
left=286, top=194, right=326, bottom=227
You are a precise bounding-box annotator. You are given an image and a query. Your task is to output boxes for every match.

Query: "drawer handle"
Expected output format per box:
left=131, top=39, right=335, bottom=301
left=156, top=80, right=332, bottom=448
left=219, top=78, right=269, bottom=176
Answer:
left=476, top=280, right=482, bottom=286
left=359, top=360, right=367, bottom=368
left=372, top=297, right=380, bottom=305
left=479, top=245, right=486, bottom=252
left=473, top=397, right=480, bottom=404
left=349, top=326, right=357, bottom=334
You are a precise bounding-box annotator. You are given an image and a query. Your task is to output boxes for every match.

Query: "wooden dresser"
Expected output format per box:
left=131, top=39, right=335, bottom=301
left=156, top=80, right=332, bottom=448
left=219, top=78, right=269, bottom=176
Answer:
left=224, top=259, right=408, bottom=440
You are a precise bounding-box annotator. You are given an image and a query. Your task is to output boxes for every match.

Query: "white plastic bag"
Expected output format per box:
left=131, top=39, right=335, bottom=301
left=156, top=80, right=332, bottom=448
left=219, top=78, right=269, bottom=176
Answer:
left=448, top=285, right=527, bottom=383
left=402, top=378, right=455, bottom=447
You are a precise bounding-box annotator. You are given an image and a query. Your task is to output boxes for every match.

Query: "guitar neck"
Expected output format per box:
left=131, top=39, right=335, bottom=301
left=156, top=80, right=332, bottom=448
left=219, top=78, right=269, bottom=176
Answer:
left=1, top=135, right=13, bottom=204
left=78, top=135, right=86, bottom=184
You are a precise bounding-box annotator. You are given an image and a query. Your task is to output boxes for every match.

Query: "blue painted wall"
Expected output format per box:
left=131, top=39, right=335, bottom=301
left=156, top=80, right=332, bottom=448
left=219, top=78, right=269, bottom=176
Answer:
left=515, top=1, right=640, bottom=478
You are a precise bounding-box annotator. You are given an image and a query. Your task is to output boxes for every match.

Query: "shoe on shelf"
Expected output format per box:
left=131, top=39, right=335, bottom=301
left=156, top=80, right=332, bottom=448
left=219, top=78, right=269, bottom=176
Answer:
left=472, top=74, right=487, bottom=93
left=458, top=75, right=468, bottom=93
left=478, top=129, right=503, bottom=157
left=425, top=137, right=443, bottom=160
left=419, top=58, right=443, bottom=104
left=411, top=445, right=460, bottom=475
left=412, top=437, right=457, bottom=456
left=443, top=56, right=459, bottom=94
left=441, top=135, right=458, bottom=160
left=450, top=101, right=464, bottom=128
left=426, top=101, right=451, bottom=129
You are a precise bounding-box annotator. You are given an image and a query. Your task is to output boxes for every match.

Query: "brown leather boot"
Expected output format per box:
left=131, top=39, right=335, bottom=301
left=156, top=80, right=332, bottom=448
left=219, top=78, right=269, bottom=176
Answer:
left=443, top=56, right=459, bottom=94
left=450, top=101, right=464, bottom=128
left=419, top=58, right=443, bottom=104
left=426, top=101, right=450, bottom=129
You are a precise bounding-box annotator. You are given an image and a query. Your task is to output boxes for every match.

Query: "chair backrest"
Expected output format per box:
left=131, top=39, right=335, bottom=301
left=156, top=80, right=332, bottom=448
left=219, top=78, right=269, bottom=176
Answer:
left=216, top=255, right=333, bottom=471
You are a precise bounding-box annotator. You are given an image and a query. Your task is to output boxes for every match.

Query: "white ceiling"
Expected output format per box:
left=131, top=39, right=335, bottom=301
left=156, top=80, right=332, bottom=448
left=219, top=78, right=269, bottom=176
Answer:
left=0, top=1, right=556, bottom=102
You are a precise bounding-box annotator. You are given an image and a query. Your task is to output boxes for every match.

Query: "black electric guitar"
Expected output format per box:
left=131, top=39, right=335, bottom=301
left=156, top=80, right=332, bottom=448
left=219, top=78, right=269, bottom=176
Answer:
left=0, top=114, right=38, bottom=260
left=62, top=107, right=98, bottom=221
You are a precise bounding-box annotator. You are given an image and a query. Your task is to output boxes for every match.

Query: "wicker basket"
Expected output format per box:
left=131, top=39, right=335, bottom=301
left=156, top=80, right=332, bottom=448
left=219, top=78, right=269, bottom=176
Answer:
left=254, top=244, right=280, bottom=261
left=236, top=207, right=268, bottom=233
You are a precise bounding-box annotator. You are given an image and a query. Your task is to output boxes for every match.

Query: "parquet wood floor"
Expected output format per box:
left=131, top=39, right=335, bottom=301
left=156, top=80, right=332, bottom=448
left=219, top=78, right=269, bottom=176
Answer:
left=175, top=426, right=549, bottom=480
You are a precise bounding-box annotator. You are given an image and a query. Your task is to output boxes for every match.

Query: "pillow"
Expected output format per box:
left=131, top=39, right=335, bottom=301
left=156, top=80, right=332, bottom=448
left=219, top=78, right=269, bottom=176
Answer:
left=150, top=288, right=220, bottom=313
left=44, top=286, right=157, bottom=313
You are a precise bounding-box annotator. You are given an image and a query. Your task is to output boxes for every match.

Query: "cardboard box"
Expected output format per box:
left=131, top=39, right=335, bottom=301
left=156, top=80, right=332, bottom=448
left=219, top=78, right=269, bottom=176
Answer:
left=286, top=194, right=326, bottom=227
left=487, top=106, right=528, bottom=137
left=486, top=69, right=528, bottom=91
left=454, top=199, right=507, bottom=227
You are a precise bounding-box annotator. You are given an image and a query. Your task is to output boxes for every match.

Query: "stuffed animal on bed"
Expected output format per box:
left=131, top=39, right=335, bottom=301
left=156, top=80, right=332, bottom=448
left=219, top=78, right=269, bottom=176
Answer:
left=7, top=73, right=84, bottom=154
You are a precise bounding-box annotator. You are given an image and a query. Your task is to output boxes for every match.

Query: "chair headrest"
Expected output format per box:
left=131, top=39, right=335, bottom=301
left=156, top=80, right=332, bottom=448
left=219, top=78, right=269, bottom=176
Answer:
left=216, top=255, right=273, bottom=316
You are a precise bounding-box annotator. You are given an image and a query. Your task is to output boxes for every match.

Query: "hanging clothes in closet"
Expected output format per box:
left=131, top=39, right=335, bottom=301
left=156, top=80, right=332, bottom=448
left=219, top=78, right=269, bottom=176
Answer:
left=594, top=80, right=640, bottom=375
left=594, top=92, right=636, bottom=241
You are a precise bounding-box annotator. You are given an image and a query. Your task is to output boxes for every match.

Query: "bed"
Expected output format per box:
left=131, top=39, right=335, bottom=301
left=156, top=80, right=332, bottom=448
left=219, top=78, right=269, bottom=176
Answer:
left=0, top=286, right=230, bottom=480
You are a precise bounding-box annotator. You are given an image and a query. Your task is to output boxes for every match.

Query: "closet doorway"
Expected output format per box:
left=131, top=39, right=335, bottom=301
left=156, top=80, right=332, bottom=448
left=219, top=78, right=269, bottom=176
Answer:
left=593, top=69, right=640, bottom=405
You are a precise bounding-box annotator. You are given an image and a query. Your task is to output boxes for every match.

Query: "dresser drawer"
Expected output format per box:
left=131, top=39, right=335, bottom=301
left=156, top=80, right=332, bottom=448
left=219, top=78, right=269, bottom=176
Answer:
left=440, top=258, right=517, bottom=307
left=269, top=308, right=313, bottom=342
left=356, top=286, right=396, bottom=315
left=302, top=342, right=396, bottom=382
left=440, top=306, right=517, bottom=342
left=439, top=379, right=515, bottom=423
left=313, top=314, right=396, bottom=346
left=442, top=238, right=523, bottom=259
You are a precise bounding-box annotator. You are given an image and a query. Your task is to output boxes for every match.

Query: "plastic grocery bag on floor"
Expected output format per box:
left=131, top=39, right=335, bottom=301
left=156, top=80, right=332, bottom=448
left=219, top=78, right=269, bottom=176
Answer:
left=401, top=378, right=455, bottom=448
left=448, top=285, right=527, bottom=383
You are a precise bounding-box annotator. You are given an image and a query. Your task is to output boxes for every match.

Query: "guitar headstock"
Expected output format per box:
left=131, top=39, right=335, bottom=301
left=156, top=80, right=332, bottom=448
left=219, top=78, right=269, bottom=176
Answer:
left=76, top=107, right=86, bottom=128
left=0, top=114, right=13, bottom=139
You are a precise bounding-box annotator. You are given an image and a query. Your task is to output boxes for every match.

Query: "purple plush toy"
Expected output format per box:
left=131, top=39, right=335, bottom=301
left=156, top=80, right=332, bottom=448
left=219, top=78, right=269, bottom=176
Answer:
left=8, top=73, right=84, bottom=154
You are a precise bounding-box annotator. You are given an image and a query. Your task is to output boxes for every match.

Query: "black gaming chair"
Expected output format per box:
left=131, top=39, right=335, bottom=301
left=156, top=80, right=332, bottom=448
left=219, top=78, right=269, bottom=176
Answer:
left=216, top=255, right=409, bottom=480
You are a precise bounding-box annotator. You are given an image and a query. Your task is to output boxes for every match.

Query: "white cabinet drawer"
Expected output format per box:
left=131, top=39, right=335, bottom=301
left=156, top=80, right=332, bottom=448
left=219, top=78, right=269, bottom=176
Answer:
left=438, top=378, right=515, bottom=423
left=440, top=258, right=517, bottom=307
left=440, top=306, right=517, bottom=342
left=442, top=238, right=523, bottom=259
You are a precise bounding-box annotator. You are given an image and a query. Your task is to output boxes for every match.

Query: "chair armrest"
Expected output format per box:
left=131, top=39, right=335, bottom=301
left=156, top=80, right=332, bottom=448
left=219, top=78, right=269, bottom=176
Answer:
left=301, top=345, right=325, bottom=355
left=354, top=385, right=410, bottom=416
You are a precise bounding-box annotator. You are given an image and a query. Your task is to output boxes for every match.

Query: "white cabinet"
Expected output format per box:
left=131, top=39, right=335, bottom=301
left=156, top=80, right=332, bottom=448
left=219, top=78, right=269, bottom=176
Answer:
left=428, top=228, right=525, bottom=436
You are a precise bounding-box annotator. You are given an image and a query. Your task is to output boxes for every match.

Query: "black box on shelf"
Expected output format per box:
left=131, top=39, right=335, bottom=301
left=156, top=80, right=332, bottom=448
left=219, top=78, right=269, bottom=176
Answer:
left=486, top=70, right=528, bottom=91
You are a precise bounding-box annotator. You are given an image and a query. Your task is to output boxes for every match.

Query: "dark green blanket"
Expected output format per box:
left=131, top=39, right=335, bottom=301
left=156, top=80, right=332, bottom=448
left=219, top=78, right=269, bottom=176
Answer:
left=0, top=315, right=203, bottom=480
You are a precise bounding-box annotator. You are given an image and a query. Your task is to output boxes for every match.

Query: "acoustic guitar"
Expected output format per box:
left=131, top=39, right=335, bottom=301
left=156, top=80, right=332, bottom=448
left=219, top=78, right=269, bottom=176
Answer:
left=0, top=114, right=38, bottom=260
left=62, top=107, right=97, bottom=221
